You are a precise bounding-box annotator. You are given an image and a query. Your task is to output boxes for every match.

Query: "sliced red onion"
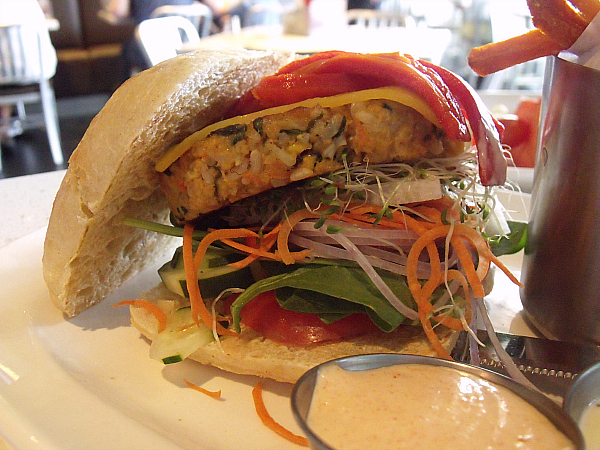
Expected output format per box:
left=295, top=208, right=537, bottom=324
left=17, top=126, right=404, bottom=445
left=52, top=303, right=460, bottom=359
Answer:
left=324, top=231, right=420, bottom=320
left=288, top=234, right=431, bottom=279
left=475, top=297, right=539, bottom=392
left=358, top=245, right=452, bottom=279
left=469, top=296, right=480, bottom=366
left=304, top=234, right=416, bottom=250
left=293, top=221, right=418, bottom=242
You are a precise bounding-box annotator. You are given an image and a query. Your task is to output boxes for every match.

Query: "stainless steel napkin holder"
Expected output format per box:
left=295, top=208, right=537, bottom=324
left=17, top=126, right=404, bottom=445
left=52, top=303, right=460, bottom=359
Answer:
left=521, top=56, right=600, bottom=345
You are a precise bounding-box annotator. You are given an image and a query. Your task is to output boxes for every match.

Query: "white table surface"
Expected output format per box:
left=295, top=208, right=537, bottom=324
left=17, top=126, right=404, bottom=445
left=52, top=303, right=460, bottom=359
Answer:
left=0, top=170, right=65, bottom=249
left=180, top=25, right=452, bottom=65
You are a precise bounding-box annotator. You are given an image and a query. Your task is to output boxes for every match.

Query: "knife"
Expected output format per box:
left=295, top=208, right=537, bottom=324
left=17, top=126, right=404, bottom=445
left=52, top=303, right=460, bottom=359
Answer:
left=451, top=330, right=600, bottom=400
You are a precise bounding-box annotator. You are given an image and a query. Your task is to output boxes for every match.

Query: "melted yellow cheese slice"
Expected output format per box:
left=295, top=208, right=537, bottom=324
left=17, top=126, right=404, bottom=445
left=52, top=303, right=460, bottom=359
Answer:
left=156, top=86, right=439, bottom=172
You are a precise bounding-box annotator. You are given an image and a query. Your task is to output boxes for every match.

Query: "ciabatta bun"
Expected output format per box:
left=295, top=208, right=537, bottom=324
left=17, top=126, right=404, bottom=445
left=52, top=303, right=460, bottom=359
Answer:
left=43, top=49, right=292, bottom=317
left=129, top=285, right=459, bottom=383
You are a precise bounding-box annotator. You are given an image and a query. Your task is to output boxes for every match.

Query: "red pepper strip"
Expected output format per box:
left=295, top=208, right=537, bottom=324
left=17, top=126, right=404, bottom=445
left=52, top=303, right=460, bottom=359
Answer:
left=228, top=89, right=264, bottom=117
left=236, top=51, right=469, bottom=142
left=230, top=51, right=353, bottom=116
left=283, top=53, right=470, bottom=142
left=251, top=72, right=385, bottom=107
left=339, top=52, right=468, bottom=136
left=407, top=55, right=504, bottom=137
left=274, top=50, right=347, bottom=75
left=418, top=59, right=507, bottom=186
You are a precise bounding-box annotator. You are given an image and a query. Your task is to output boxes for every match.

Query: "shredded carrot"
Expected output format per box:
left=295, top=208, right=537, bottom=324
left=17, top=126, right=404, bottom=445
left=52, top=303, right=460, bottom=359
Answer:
left=448, top=224, right=492, bottom=281
left=183, top=224, right=238, bottom=337
left=184, top=379, right=222, bottom=399
left=228, top=225, right=282, bottom=269
left=405, top=222, right=498, bottom=357
left=344, top=205, right=438, bottom=234
left=418, top=308, right=452, bottom=359
left=411, top=205, right=444, bottom=222
left=113, top=299, right=168, bottom=333
left=252, top=382, right=309, bottom=447
left=221, top=238, right=282, bottom=260
left=222, top=236, right=312, bottom=266
left=277, top=209, right=320, bottom=264
left=193, top=228, right=258, bottom=269
left=408, top=224, right=491, bottom=297
left=488, top=252, right=523, bottom=287
left=450, top=235, right=485, bottom=298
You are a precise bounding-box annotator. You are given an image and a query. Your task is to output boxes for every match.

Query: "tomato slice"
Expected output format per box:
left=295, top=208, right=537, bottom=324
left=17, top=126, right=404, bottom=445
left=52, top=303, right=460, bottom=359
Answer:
left=500, top=115, right=530, bottom=148
left=238, top=290, right=380, bottom=346
left=499, top=98, right=540, bottom=168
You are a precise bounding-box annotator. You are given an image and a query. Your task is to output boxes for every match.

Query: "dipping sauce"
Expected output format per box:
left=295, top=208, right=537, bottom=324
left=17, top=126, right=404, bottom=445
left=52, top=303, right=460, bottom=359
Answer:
left=307, top=364, right=574, bottom=450
left=579, top=399, right=600, bottom=449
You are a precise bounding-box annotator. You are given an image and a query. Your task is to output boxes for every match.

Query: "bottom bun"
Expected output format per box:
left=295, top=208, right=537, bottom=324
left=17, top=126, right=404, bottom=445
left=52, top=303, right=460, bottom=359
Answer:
left=129, top=285, right=459, bottom=383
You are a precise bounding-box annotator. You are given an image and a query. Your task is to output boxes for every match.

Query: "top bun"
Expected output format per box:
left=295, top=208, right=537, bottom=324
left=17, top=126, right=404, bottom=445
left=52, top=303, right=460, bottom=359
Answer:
left=43, top=49, right=292, bottom=317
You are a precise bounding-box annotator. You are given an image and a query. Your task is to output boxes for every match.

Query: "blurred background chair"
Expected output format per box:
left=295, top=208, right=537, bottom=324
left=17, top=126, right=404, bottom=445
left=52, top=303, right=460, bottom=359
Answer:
left=0, top=21, right=63, bottom=172
left=135, top=15, right=200, bottom=66
left=242, top=0, right=284, bottom=27
left=150, top=1, right=213, bottom=38
left=346, top=8, right=409, bottom=27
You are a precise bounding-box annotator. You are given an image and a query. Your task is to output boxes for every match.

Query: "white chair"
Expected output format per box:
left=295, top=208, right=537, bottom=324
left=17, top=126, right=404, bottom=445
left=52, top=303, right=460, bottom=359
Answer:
left=135, top=16, right=201, bottom=67
left=150, top=2, right=213, bottom=38
left=0, top=22, right=63, bottom=172
left=135, top=16, right=200, bottom=66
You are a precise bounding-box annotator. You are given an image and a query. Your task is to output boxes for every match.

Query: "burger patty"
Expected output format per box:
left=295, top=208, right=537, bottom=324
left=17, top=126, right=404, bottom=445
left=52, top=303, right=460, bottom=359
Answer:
left=161, top=99, right=465, bottom=222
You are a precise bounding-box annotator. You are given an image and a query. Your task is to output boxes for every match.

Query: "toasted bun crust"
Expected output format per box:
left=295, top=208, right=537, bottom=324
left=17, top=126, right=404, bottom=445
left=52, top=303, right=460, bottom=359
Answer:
left=129, top=285, right=458, bottom=383
left=43, top=50, right=292, bottom=317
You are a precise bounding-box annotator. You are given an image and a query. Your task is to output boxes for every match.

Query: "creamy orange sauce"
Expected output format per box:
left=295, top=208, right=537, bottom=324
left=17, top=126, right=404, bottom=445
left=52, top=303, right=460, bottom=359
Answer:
left=307, top=364, right=574, bottom=450
left=579, top=399, right=600, bottom=449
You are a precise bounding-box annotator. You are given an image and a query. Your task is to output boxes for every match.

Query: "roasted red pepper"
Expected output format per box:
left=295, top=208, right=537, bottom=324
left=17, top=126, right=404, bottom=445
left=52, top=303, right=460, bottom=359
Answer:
left=242, top=52, right=469, bottom=142
left=418, top=58, right=507, bottom=186
left=233, top=51, right=507, bottom=186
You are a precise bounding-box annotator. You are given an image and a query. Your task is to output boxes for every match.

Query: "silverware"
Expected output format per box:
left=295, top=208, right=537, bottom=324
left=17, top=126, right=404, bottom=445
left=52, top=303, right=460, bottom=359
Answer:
left=451, top=330, right=600, bottom=399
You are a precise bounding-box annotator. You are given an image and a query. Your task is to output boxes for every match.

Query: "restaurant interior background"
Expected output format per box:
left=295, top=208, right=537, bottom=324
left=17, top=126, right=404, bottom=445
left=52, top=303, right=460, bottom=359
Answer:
left=0, top=0, right=542, bottom=179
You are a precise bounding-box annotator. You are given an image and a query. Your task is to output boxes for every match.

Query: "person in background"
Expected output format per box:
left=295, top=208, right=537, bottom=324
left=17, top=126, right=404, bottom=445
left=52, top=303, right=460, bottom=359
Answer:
left=347, top=0, right=381, bottom=9
left=204, top=0, right=290, bottom=30
left=102, top=0, right=196, bottom=75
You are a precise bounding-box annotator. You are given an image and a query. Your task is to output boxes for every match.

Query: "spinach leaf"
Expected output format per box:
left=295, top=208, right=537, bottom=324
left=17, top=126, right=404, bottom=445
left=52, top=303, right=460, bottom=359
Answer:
left=230, top=265, right=415, bottom=333
left=276, top=287, right=363, bottom=324
left=490, top=221, right=528, bottom=256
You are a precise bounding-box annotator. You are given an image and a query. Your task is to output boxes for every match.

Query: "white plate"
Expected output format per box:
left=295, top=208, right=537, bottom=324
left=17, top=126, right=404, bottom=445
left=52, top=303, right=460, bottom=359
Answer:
left=0, top=192, right=531, bottom=449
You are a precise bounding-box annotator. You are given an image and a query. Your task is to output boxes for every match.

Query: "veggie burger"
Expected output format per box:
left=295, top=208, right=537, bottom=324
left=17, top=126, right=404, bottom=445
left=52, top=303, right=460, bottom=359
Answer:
left=43, top=49, right=520, bottom=383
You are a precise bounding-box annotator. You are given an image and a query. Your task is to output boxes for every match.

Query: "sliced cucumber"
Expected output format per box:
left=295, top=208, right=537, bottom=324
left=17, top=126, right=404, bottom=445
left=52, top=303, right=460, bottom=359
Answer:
left=149, top=307, right=215, bottom=364
left=159, top=246, right=255, bottom=298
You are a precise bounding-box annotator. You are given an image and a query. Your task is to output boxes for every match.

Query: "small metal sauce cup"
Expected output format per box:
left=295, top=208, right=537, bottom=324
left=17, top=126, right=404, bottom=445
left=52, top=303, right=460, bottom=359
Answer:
left=291, top=354, right=584, bottom=450
left=564, top=362, right=600, bottom=437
